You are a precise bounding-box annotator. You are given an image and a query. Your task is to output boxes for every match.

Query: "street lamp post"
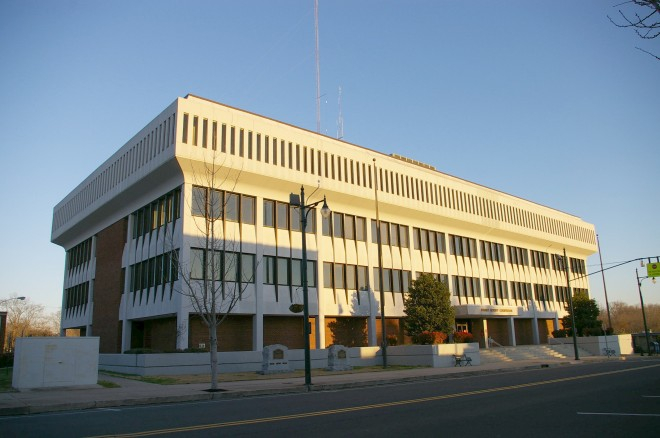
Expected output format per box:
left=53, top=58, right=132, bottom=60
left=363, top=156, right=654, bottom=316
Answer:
left=290, top=186, right=331, bottom=388
left=0, top=296, right=26, bottom=307
left=636, top=269, right=655, bottom=355
left=562, top=249, right=579, bottom=361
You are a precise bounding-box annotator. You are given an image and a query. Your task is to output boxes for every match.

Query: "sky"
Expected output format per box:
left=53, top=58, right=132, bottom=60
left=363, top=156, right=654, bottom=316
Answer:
left=0, top=0, right=658, bottom=316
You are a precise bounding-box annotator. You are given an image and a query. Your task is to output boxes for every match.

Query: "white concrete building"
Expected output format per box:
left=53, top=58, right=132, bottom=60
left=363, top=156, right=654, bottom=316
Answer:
left=52, top=94, right=596, bottom=353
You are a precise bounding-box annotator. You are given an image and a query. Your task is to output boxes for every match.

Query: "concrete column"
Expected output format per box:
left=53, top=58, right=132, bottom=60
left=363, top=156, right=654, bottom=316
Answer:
left=531, top=300, right=540, bottom=345
left=483, top=319, right=489, bottom=348
left=253, top=197, right=264, bottom=351
left=508, top=317, right=517, bottom=347
left=316, top=313, right=325, bottom=349
left=121, top=319, right=132, bottom=352
left=176, top=310, right=189, bottom=350
left=368, top=289, right=377, bottom=346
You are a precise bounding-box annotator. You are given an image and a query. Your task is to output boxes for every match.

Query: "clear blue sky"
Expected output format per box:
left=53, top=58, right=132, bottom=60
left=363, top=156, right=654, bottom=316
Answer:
left=1, top=1, right=658, bottom=315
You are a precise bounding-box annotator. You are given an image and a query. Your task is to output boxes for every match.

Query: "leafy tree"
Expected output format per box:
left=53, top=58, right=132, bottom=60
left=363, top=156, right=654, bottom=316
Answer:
left=562, top=290, right=602, bottom=336
left=403, top=274, right=454, bottom=338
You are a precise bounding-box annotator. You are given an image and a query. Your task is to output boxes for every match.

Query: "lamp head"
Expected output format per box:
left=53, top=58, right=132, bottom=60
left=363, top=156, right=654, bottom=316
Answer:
left=320, top=196, right=331, bottom=219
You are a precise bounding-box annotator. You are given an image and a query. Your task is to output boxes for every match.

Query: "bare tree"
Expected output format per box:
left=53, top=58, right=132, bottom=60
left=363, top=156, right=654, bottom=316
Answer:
left=601, top=301, right=660, bottom=333
left=2, top=295, right=59, bottom=352
left=168, top=153, right=252, bottom=391
left=609, top=0, right=660, bottom=60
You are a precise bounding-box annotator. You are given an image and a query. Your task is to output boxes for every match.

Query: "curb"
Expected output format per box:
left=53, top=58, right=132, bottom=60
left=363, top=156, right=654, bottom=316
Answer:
left=0, top=362, right=568, bottom=416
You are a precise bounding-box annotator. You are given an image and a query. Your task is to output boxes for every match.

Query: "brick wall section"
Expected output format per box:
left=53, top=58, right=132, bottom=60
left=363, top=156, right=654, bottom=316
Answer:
left=324, top=317, right=368, bottom=347
left=537, top=319, right=553, bottom=344
left=514, top=319, right=534, bottom=345
left=375, top=317, right=404, bottom=346
left=189, top=315, right=254, bottom=351
left=145, top=317, right=177, bottom=351
left=264, top=316, right=316, bottom=349
left=488, top=318, right=510, bottom=346
left=92, top=218, right=127, bottom=353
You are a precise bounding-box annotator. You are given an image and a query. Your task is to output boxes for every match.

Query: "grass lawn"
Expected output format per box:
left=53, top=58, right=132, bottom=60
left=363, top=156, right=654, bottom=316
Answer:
left=0, top=367, right=14, bottom=392
left=100, top=365, right=423, bottom=386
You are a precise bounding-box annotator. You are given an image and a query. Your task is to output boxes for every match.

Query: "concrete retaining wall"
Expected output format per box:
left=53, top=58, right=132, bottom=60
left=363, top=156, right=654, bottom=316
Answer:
left=548, top=334, right=633, bottom=356
left=99, top=344, right=475, bottom=376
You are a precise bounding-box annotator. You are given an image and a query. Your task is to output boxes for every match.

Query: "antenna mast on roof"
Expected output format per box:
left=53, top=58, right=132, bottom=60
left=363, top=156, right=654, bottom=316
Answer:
left=337, top=86, right=344, bottom=139
left=315, top=0, right=321, bottom=133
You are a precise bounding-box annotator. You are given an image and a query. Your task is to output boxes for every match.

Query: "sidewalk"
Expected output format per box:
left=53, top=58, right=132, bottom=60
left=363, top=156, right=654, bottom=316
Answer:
left=0, top=356, right=620, bottom=416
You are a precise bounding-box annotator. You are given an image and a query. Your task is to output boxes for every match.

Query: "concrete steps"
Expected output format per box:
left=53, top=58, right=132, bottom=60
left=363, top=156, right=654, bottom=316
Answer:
left=479, top=344, right=591, bottom=364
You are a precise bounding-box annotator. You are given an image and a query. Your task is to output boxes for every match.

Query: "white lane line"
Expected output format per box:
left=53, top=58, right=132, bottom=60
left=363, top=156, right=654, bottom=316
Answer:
left=578, top=412, right=660, bottom=417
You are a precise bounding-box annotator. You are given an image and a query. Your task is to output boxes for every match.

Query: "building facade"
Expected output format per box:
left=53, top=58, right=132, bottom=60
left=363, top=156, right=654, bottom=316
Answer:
left=52, top=95, right=597, bottom=354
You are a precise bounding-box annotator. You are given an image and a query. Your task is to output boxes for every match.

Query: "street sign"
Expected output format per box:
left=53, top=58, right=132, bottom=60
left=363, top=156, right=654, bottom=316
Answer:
left=647, top=263, right=660, bottom=278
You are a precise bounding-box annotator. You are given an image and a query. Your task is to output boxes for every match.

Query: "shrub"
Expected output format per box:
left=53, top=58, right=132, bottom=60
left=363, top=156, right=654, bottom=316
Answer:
left=0, top=353, right=13, bottom=368
left=453, top=331, right=475, bottom=343
left=552, top=329, right=568, bottom=338
left=386, top=335, right=398, bottom=346
left=412, top=331, right=447, bottom=345
left=123, top=348, right=161, bottom=354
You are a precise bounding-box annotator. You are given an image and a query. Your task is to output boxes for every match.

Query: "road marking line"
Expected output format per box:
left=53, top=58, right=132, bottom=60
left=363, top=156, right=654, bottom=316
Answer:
left=87, top=363, right=660, bottom=438
left=578, top=412, right=660, bottom=417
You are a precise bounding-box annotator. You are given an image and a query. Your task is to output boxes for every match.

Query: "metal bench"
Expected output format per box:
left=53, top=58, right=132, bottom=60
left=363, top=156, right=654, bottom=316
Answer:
left=453, top=354, right=472, bottom=367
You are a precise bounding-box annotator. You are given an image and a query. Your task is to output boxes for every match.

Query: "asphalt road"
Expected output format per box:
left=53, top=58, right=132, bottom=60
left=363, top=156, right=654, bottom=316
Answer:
left=2, top=360, right=660, bottom=437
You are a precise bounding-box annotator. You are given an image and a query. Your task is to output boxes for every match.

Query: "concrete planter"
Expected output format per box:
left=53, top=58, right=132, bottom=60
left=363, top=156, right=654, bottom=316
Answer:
left=548, top=334, right=633, bottom=356
left=387, top=343, right=480, bottom=367
left=98, top=344, right=479, bottom=376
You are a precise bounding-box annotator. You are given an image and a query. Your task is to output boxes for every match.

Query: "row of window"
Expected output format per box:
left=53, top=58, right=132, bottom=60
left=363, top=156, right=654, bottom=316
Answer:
left=264, top=199, right=315, bottom=233
left=449, top=235, right=479, bottom=258
left=481, top=240, right=505, bottom=263
left=570, top=258, right=587, bottom=275
left=372, top=267, right=412, bottom=293
left=263, top=256, right=316, bottom=288
left=511, top=281, right=532, bottom=302
left=132, top=187, right=182, bottom=239
left=370, top=220, right=409, bottom=247
left=192, top=186, right=255, bottom=225
left=261, top=197, right=586, bottom=273
left=128, top=250, right=179, bottom=296
left=323, top=262, right=369, bottom=291
left=64, top=281, right=89, bottom=312
left=190, top=248, right=255, bottom=283
left=534, top=284, right=553, bottom=302
left=218, top=190, right=589, bottom=275
left=509, top=246, right=529, bottom=267
left=413, top=227, right=447, bottom=253
left=554, top=286, right=588, bottom=304
left=531, top=250, right=551, bottom=270
left=483, top=279, right=508, bottom=302
left=452, top=277, right=590, bottom=305
left=66, top=238, right=92, bottom=272
left=453, top=275, right=482, bottom=298
left=180, top=111, right=594, bottom=246
left=324, top=212, right=368, bottom=241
